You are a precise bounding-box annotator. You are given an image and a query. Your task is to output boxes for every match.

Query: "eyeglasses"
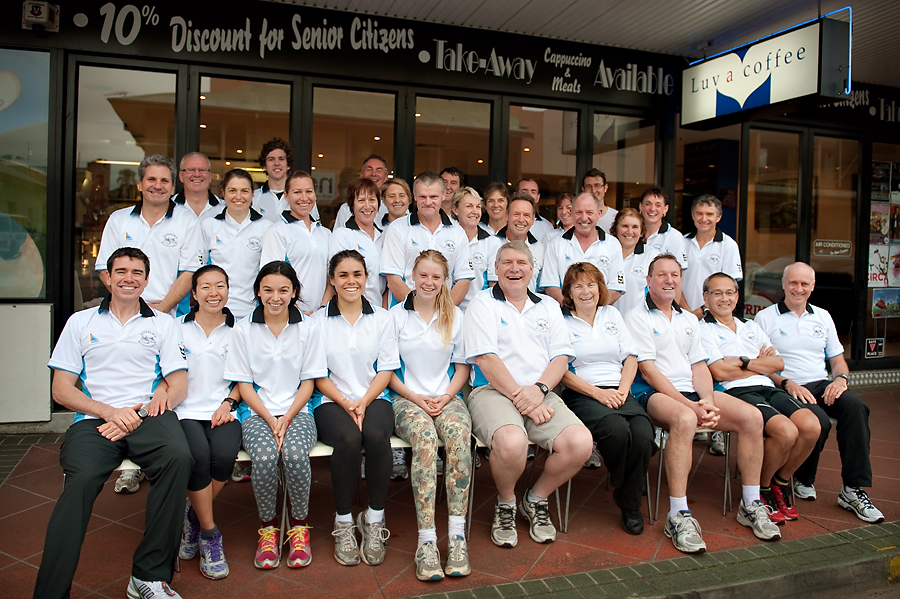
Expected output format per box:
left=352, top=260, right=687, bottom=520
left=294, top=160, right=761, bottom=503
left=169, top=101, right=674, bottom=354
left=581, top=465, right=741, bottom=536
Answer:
left=705, top=290, right=737, bottom=298
left=182, top=168, right=211, bottom=174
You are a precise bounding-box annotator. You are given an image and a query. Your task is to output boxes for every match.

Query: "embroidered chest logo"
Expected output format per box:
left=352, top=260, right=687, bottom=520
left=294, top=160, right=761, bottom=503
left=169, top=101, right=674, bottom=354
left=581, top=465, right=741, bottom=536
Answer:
left=139, top=330, right=159, bottom=349
left=745, top=331, right=757, bottom=344
left=90, top=334, right=100, bottom=344
left=811, top=325, right=826, bottom=339
left=472, top=251, right=485, bottom=265
left=684, top=327, right=694, bottom=341
left=444, top=239, right=457, bottom=253
left=604, top=322, right=619, bottom=336
left=161, top=233, right=178, bottom=247
left=597, top=256, right=610, bottom=268
left=535, top=317, right=550, bottom=332
left=247, top=237, right=261, bottom=251
left=707, top=254, right=721, bottom=266
left=220, top=342, right=229, bottom=361
left=631, top=265, right=645, bottom=277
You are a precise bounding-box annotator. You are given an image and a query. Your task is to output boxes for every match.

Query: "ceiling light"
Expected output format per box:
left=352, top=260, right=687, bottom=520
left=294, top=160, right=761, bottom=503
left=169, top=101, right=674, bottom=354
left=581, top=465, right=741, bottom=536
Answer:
left=225, top=161, right=231, bottom=165
left=199, top=124, right=207, bottom=129
left=311, top=166, right=316, bottom=170
left=374, top=136, right=381, bottom=141
left=523, top=147, right=530, bottom=152
left=236, top=149, right=243, bottom=154
left=200, top=95, right=206, bottom=100
left=95, top=160, right=141, bottom=166
left=415, top=113, right=421, bottom=117
left=477, top=159, right=484, bottom=164
left=317, top=153, right=324, bottom=158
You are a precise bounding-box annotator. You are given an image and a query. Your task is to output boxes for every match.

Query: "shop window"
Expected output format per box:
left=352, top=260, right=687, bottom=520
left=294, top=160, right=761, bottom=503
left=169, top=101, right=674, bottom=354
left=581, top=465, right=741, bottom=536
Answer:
left=743, top=129, right=799, bottom=319
left=414, top=96, right=490, bottom=191
left=508, top=105, right=577, bottom=221
left=866, top=142, right=900, bottom=358
left=808, top=136, right=857, bottom=347
left=75, top=66, right=176, bottom=309
left=0, top=49, right=48, bottom=299
left=311, top=88, right=395, bottom=227
left=592, top=113, right=656, bottom=212
left=199, top=77, right=290, bottom=190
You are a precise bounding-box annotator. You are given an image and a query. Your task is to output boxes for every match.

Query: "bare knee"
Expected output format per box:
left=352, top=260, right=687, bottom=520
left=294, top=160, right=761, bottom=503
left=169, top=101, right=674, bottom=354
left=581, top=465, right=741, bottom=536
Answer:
left=552, top=424, right=593, bottom=462
left=491, top=426, right=528, bottom=462
left=766, top=416, right=798, bottom=448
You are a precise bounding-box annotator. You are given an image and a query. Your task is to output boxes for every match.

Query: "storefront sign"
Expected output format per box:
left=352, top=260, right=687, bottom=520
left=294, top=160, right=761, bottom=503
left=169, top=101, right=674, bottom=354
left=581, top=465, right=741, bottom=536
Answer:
left=813, top=239, right=852, bottom=256
left=681, top=18, right=849, bottom=126
left=2, top=1, right=680, bottom=109
left=865, top=338, right=885, bottom=358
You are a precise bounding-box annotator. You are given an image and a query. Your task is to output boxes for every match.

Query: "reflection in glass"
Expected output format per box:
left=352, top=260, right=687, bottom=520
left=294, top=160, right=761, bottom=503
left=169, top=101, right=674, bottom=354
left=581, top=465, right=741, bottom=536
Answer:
left=867, top=143, right=900, bottom=358
left=508, top=106, right=577, bottom=222
left=199, top=77, right=290, bottom=190
left=415, top=96, right=490, bottom=190
left=75, top=66, right=176, bottom=308
left=0, top=49, right=48, bottom=298
left=312, top=88, right=394, bottom=227
left=592, top=113, right=656, bottom=212
left=743, top=129, right=799, bottom=319
left=675, top=122, right=740, bottom=236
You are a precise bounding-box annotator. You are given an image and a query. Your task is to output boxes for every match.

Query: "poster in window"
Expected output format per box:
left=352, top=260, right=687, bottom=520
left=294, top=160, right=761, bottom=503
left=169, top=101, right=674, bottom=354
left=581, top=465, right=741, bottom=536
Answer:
left=871, top=202, right=890, bottom=245
left=887, top=245, right=900, bottom=287
left=873, top=162, right=891, bottom=201
left=872, top=288, right=900, bottom=318
left=893, top=163, right=900, bottom=203
left=890, top=205, right=900, bottom=241
left=870, top=245, right=889, bottom=288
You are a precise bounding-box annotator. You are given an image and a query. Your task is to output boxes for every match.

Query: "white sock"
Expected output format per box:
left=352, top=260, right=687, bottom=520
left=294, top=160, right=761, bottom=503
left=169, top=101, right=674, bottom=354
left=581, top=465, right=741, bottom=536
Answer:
left=418, top=528, right=437, bottom=545
left=742, top=485, right=760, bottom=507
left=367, top=507, right=384, bottom=524
left=335, top=512, right=352, bottom=525
left=448, top=515, right=466, bottom=539
left=526, top=488, right=546, bottom=503
left=842, top=485, right=858, bottom=495
left=669, top=496, right=689, bottom=519
left=498, top=497, right=516, bottom=510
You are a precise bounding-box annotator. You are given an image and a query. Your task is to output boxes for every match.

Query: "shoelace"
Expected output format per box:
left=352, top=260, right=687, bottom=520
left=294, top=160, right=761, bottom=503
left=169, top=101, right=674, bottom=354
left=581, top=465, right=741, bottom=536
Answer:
left=448, top=536, right=466, bottom=562
left=332, top=523, right=357, bottom=552
left=366, top=521, right=391, bottom=552
left=852, top=488, right=877, bottom=509
left=420, top=542, right=440, bottom=567
left=496, top=506, right=516, bottom=529
left=674, top=513, right=703, bottom=538
left=531, top=500, right=553, bottom=526
left=204, top=535, right=225, bottom=563
left=257, top=527, right=280, bottom=554
left=750, top=500, right=777, bottom=521
left=286, top=525, right=312, bottom=550
left=392, top=451, right=405, bottom=466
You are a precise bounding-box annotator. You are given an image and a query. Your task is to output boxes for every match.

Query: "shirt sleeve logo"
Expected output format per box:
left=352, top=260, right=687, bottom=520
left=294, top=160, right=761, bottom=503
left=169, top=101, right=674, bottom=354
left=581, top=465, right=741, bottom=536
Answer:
left=535, top=317, right=549, bottom=332
left=812, top=325, right=826, bottom=338
left=162, top=233, right=178, bottom=247
left=179, top=342, right=187, bottom=360
left=139, top=330, right=159, bottom=349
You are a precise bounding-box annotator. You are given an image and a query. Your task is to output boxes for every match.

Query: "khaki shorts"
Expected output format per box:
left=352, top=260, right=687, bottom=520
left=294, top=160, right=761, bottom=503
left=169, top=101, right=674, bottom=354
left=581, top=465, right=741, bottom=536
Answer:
left=467, top=385, right=584, bottom=452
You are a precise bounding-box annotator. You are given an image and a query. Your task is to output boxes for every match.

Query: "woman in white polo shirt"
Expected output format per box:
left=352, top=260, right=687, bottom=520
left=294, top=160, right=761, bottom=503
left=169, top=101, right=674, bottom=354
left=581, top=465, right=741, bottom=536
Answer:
left=200, top=169, right=272, bottom=319
left=560, top=261, right=654, bottom=536
left=260, top=171, right=332, bottom=313
left=381, top=178, right=411, bottom=227
left=328, top=177, right=387, bottom=308
left=172, top=265, right=242, bottom=580
left=388, top=250, right=472, bottom=581
left=312, top=249, right=399, bottom=568
left=450, top=187, right=501, bottom=312
left=224, top=261, right=327, bottom=570
left=612, top=207, right=659, bottom=315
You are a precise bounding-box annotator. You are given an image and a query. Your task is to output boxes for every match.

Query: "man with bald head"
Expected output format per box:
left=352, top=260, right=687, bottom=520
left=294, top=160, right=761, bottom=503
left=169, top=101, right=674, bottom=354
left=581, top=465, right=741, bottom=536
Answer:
left=174, top=152, right=220, bottom=220
left=754, top=262, right=883, bottom=524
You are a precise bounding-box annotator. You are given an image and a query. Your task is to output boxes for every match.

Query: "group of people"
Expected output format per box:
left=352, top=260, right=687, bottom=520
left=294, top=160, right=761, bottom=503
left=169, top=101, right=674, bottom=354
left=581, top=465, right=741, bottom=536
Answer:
left=33, top=142, right=882, bottom=599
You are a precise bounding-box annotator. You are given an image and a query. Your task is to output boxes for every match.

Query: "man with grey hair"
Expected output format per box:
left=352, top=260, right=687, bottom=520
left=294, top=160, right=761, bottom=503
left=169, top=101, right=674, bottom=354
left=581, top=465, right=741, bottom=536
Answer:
left=334, top=153, right=391, bottom=228
left=173, top=152, right=220, bottom=219
left=465, top=240, right=592, bottom=548
left=380, top=171, right=473, bottom=306
left=754, top=262, right=883, bottom=524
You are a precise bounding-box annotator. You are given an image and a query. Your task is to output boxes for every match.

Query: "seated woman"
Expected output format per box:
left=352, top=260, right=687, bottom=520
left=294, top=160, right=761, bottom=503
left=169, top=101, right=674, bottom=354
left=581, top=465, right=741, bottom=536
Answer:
left=174, top=265, right=243, bottom=580
left=388, top=249, right=472, bottom=581
left=224, top=261, right=327, bottom=569
left=560, top=262, right=655, bottom=535
left=312, top=249, right=400, bottom=567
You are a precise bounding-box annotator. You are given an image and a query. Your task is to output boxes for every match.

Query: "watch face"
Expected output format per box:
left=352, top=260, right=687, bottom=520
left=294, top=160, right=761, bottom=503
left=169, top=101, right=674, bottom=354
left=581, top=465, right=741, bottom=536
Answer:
left=137, top=407, right=149, bottom=419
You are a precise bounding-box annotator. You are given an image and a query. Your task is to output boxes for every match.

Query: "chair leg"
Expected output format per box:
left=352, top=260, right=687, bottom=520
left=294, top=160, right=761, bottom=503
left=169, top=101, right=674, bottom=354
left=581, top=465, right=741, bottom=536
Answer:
left=654, top=429, right=665, bottom=522
left=646, top=471, right=653, bottom=525
left=466, top=436, right=478, bottom=542
left=279, top=458, right=288, bottom=546
left=722, top=432, right=732, bottom=515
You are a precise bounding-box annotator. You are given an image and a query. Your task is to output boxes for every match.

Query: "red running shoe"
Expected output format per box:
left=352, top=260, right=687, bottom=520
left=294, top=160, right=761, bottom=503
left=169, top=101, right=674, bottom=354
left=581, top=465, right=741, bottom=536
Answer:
left=771, top=483, right=799, bottom=520
left=759, top=488, right=787, bottom=525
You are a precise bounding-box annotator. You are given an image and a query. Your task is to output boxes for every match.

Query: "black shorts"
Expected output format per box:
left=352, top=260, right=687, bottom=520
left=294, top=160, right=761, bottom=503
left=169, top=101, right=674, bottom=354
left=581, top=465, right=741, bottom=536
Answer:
left=725, top=384, right=807, bottom=425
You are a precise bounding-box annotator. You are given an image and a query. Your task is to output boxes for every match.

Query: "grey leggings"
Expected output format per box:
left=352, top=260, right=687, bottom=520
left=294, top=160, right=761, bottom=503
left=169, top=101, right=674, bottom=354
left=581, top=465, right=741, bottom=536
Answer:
left=242, top=412, right=317, bottom=521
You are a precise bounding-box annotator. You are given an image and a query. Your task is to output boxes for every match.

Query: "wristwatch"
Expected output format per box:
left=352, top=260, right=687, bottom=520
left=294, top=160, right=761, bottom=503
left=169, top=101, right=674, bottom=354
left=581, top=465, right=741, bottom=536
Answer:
left=739, top=356, right=751, bottom=370
left=535, top=382, right=550, bottom=396
left=835, top=373, right=850, bottom=384
left=780, top=378, right=791, bottom=390
left=223, top=398, right=239, bottom=412
left=136, top=407, right=149, bottom=419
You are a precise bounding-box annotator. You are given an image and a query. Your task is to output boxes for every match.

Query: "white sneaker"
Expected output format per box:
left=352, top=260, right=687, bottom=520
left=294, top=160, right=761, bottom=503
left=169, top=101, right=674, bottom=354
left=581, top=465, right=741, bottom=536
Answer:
left=707, top=432, right=726, bottom=456
left=838, top=487, right=885, bottom=523
left=114, top=469, right=144, bottom=494
left=736, top=499, right=781, bottom=541
left=584, top=442, right=602, bottom=468
left=391, top=448, right=408, bottom=480
left=126, top=576, right=182, bottom=599
left=793, top=480, right=817, bottom=500
left=664, top=510, right=706, bottom=554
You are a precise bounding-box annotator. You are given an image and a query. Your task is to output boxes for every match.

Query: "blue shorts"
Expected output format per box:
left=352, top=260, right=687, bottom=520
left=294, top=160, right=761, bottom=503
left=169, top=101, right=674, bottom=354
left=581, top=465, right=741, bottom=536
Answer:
left=633, top=385, right=701, bottom=411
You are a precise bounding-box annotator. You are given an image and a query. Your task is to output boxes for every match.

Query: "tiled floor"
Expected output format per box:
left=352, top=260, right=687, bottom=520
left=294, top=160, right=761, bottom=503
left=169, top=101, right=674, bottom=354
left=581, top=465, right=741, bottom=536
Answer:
left=2, top=388, right=898, bottom=599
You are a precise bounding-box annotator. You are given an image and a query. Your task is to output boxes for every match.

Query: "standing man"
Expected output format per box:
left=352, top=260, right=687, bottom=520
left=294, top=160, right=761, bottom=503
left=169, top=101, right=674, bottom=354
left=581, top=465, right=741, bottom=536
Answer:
left=34, top=247, right=193, bottom=599
left=173, top=152, right=220, bottom=220
left=440, top=166, right=463, bottom=214
left=381, top=172, right=473, bottom=306
left=640, top=186, right=687, bottom=269
left=334, top=154, right=391, bottom=228
left=541, top=191, right=626, bottom=305
left=515, top=178, right=554, bottom=240
left=681, top=195, right=743, bottom=317
left=754, top=262, right=884, bottom=523
left=495, top=193, right=546, bottom=293
left=465, top=240, right=593, bottom=547
left=625, top=253, right=779, bottom=553
left=252, top=137, right=320, bottom=223
left=581, top=169, right=618, bottom=234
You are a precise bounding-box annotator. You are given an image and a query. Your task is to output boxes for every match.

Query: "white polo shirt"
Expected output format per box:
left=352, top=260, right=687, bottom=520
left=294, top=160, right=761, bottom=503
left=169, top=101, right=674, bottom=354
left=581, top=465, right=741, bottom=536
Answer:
left=260, top=212, right=332, bottom=313
left=479, top=221, right=503, bottom=236
left=682, top=230, right=743, bottom=311
left=201, top=208, right=272, bottom=319
left=530, top=214, right=555, bottom=241
left=754, top=301, right=844, bottom=385
left=391, top=294, right=466, bottom=397
left=625, top=294, right=707, bottom=393
left=328, top=217, right=386, bottom=308
left=225, top=305, right=327, bottom=416
left=95, top=200, right=205, bottom=309
left=380, top=210, right=474, bottom=288
left=644, top=221, right=688, bottom=268
left=174, top=309, right=236, bottom=420
left=465, top=285, right=573, bottom=388
left=461, top=228, right=503, bottom=312
left=48, top=297, right=187, bottom=422
left=563, top=304, right=637, bottom=387
left=495, top=227, right=545, bottom=293
left=173, top=190, right=222, bottom=221
left=598, top=207, right=618, bottom=235
left=310, top=297, right=400, bottom=409
left=334, top=201, right=388, bottom=230
left=252, top=182, right=320, bottom=224
left=613, top=241, right=659, bottom=315
left=698, top=313, right=776, bottom=390
left=540, top=227, right=626, bottom=294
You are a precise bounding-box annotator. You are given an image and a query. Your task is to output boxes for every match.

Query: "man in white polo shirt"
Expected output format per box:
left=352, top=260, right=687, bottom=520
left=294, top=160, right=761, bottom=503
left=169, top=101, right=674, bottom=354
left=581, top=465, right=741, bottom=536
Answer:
left=515, top=179, right=554, bottom=240
left=173, top=152, right=220, bottom=220
left=252, top=138, right=321, bottom=224
left=541, top=191, right=626, bottom=305
left=380, top=171, right=473, bottom=305
left=626, top=253, right=778, bottom=553
left=465, top=240, right=593, bottom=548
left=495, top=193, right=546, bottom=293
left=581, top=169, right=618, bottom=234
left=754, top=262, right=883, bottom=524
left=34, top=247, right=192, bottom=599
left=681, top=195, right=742, bottom=317
left=640, top=186, right=688, bottom=269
